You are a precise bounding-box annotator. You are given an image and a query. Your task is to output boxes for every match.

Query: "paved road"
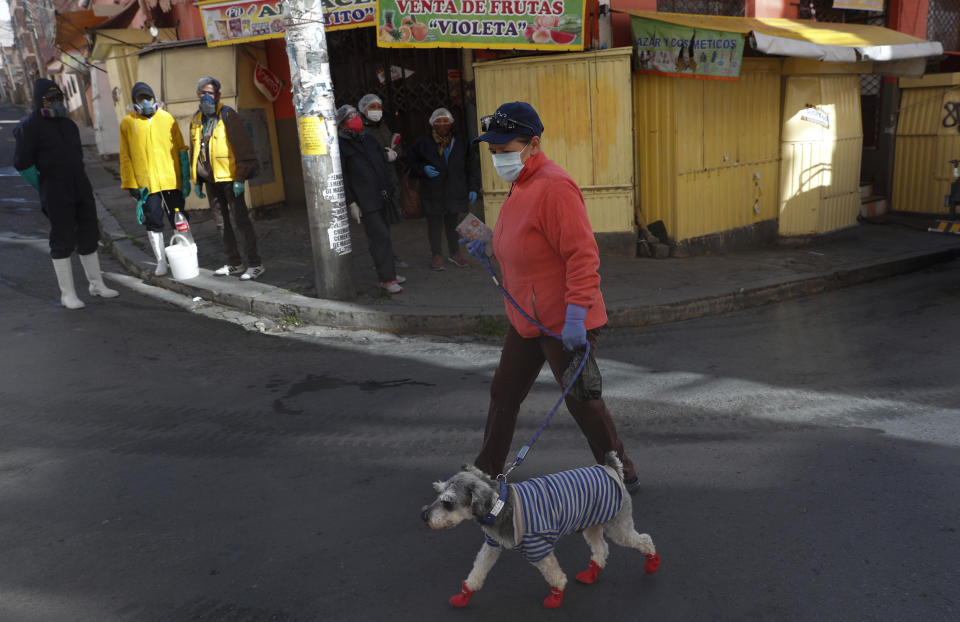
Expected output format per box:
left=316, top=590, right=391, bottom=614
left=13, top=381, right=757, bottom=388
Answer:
left=2, top=105, right=959, bottom=621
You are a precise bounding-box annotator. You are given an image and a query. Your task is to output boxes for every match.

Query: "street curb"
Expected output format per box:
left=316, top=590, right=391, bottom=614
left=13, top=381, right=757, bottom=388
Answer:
left=92, top=185, right=960, bottom=335
left=605, top=249, right=960, bottom=328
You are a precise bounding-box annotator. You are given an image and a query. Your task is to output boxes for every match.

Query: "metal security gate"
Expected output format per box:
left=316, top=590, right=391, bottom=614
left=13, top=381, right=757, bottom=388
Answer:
left=928, top=0, right=960, bottom=53
left=327, top=28, right=465, bottom=147
left=656, top=0, right=745, bottom=17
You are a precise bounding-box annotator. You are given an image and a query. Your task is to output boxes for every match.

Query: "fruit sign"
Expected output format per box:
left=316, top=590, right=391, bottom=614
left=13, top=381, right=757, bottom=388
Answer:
left=198, top=0, right=375, bottom=47
left=375, top=0, right=586, bottom=50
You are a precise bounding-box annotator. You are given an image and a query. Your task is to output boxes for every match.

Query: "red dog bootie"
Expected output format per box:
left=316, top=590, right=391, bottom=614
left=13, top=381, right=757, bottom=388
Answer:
left=576, top=560, right=602, bottom=584
left=449, top=581, right=474, bottom=607
left=644, top=552, right=661, bottom=574
left=543, top=586, right=564, bottom=608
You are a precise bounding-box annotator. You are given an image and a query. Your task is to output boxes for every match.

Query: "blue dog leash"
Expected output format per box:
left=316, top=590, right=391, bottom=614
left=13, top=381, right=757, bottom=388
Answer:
left=472, top=249, right=591, bottom=523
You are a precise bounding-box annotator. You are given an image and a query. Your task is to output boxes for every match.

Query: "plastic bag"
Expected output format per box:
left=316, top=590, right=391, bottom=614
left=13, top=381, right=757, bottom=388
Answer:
left=561, top=346, right=602, bottom=402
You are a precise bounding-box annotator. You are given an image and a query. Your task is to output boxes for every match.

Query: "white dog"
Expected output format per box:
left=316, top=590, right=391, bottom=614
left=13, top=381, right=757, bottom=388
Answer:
left=421, top=452, right=660, bottom=608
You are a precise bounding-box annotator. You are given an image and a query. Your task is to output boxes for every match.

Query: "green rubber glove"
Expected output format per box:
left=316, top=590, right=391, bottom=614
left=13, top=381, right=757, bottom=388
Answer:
left=179, top=151, right=190, bottom=198
left=18, top=165, right=39, bottom=191
left=232, top=181, right=245, bottom=197
left=194, top=183, right=205, bottom=199
left=135, top=188, right=149, bottom=226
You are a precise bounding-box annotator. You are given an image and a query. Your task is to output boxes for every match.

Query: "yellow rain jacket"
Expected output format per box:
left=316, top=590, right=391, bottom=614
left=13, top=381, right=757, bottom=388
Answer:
left=189, top=103, right=257, bottom=184
left=119, top=108, right=187, bottom=192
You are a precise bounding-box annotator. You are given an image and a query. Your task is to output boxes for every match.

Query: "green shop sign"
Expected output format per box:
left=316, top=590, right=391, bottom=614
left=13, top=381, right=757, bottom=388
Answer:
left=631, top=17, right=744, bottom=80
left=375, top=0, right=586, bottom=50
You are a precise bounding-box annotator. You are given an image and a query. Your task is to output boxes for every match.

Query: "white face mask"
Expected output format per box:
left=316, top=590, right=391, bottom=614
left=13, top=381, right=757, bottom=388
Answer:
left=366, top=110, right=383, bottom=122
left=491, top=142, right=529, bottom=182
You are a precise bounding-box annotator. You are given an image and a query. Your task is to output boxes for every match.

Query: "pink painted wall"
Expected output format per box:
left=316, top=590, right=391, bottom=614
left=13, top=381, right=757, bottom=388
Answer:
left=172, top=4, right=207, bottom=41
left=746, top=0, right=799, bottom=19
left=888, top=0, right=929, bottom=39
left=611, top=0, right=657, bottom=47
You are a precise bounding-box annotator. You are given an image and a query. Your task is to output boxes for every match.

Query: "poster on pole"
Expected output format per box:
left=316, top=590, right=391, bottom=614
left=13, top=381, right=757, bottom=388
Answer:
left=631, top=16, right=744, bottom=81
left=198, top=0, right=376, bottom=47
left=375, top=0, right=587, bottom=51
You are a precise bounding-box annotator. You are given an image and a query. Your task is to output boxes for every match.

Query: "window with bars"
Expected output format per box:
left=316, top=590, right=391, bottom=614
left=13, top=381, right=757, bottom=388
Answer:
left=928, top=0, right=960, bottom=52
left=656, top=0, right=745, bottom=16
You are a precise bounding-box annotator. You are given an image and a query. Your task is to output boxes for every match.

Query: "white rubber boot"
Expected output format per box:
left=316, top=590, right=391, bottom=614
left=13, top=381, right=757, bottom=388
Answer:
left=79, top=251, right=119, bottom=298
left=51, top=257, right=85, bottom=309
left=147, top=230, right=168, bottom=276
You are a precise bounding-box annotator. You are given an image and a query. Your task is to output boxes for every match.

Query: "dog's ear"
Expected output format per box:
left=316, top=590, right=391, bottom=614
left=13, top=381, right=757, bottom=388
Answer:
left=467, top=482, right=491, bottom=521
left=432, top=481, right=446, bottom=493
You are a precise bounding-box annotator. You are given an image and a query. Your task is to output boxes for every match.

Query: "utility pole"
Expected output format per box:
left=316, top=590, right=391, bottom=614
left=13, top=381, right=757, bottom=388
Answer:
left=11, top=3, right=32, bottom=103
left=282, top=0, right=354, bottom=300
left=24, top=0, right=46, bottom=80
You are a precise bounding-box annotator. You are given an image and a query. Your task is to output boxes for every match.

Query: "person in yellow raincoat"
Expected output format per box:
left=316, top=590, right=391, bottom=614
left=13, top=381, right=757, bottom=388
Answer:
left=119, top=82, right=191, bottom=276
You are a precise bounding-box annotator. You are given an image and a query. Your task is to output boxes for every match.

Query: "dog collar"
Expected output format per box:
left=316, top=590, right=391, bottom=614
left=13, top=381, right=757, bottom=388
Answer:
left=483, top=479, right=509, bottom=524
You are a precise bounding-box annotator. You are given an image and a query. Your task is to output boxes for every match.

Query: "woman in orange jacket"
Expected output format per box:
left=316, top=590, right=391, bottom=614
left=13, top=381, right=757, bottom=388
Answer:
left=469, top=102, right=640, bottom=493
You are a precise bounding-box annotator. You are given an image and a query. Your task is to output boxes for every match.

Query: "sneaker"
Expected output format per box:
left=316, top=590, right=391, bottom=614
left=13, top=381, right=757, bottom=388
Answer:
left=624, top=476, right=642, bottom=495
left=379, top=280, right=403, bottom=294
left=214, top=264, right=244, bottom=276
left=394, top=275, right=407, bottom=284
left=448, top=251, right=468, bottom=268
left=240, top=265, right=265, bottom=281
left=431, top=254, right=445, bottom=271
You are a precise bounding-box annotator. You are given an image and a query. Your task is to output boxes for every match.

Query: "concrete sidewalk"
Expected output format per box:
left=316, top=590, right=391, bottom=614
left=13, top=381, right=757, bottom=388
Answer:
left=82, top=128, right=960, bottom=335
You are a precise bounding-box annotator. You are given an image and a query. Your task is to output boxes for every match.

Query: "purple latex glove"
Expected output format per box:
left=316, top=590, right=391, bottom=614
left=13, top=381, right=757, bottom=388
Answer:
left=561, top=304, right=588, bottom=350
left=461, top=238, right=486, bottom=260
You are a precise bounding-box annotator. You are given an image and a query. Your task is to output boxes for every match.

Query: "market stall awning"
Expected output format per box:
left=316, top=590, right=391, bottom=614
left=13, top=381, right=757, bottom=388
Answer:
left=55, top=1, right=138, bottom=49
left=615, top=10, right=943, bottom=63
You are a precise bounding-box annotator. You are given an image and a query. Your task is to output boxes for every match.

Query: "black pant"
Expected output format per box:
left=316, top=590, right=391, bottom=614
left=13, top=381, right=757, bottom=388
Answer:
left=143, top=190, right=185, bottom=233
left=474, top=325, right=637, bottom=482
left=41, top=175, right=99, bottom=259
left=204, top=181, right=260, bottom=266
left=361, top=208, right=397, bottom=282
left=426, top=212, right=462, bottom=257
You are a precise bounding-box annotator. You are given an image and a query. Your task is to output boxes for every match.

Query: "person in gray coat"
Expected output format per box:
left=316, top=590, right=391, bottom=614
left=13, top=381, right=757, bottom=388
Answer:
left=359, top=93, right=406, bottom=268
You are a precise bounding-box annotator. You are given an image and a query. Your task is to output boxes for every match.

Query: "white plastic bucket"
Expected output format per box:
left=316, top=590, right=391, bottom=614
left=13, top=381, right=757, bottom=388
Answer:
left=165, top=233, right=199, bottom=280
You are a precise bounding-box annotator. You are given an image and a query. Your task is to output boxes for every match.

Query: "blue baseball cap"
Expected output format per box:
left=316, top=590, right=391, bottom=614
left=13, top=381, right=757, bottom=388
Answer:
left=474, top=101, right=543, bottom=145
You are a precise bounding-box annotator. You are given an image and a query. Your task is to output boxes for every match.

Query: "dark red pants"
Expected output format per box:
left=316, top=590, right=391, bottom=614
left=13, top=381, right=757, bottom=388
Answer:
left=474, top=325, right=637, bottom=481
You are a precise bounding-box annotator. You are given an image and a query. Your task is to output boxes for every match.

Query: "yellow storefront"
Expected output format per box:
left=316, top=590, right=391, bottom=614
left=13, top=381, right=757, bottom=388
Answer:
left=615, top=10, right=940, bottom=251
left=474, top=48, right=637, bottom=255
left=892, top=73, right=960, bottom=216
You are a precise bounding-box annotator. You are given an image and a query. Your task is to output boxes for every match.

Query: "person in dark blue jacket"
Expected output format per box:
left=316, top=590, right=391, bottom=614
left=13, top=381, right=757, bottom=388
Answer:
left=13, top=79, right=119, bottom=309
left=404, top=107, right=481, bottom=271
left=336, top=105, right=406, bottom=294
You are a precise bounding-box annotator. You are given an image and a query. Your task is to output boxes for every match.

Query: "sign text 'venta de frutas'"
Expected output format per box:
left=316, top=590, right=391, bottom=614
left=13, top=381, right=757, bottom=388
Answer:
left=395, top=0, right=567, bottom=14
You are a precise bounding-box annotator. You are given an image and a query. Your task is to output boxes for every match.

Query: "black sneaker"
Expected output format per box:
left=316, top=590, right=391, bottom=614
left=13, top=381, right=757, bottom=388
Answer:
left=624, top=476, right=642, bottom=495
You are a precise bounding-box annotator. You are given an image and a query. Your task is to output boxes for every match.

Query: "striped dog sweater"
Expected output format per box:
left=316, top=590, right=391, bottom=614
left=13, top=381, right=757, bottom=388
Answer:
left=484, top=464, right=624, bottom=562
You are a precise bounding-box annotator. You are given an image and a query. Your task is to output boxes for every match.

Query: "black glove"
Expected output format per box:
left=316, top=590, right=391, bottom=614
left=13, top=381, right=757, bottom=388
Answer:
left=129, top=188, right=142, bottom=199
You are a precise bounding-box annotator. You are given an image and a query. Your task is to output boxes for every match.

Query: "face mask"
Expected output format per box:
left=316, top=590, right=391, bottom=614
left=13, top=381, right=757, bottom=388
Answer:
left=41, top=100, right=67, bottom=118
left=135, top=98, right=156, bottom=117
left=199, top=94, right=217, bottom=116
left=346, top=114, right=364, bottom=133
left=491, top=142, right=529, bottom=182
left=366, top=110, right=383, bottom=122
